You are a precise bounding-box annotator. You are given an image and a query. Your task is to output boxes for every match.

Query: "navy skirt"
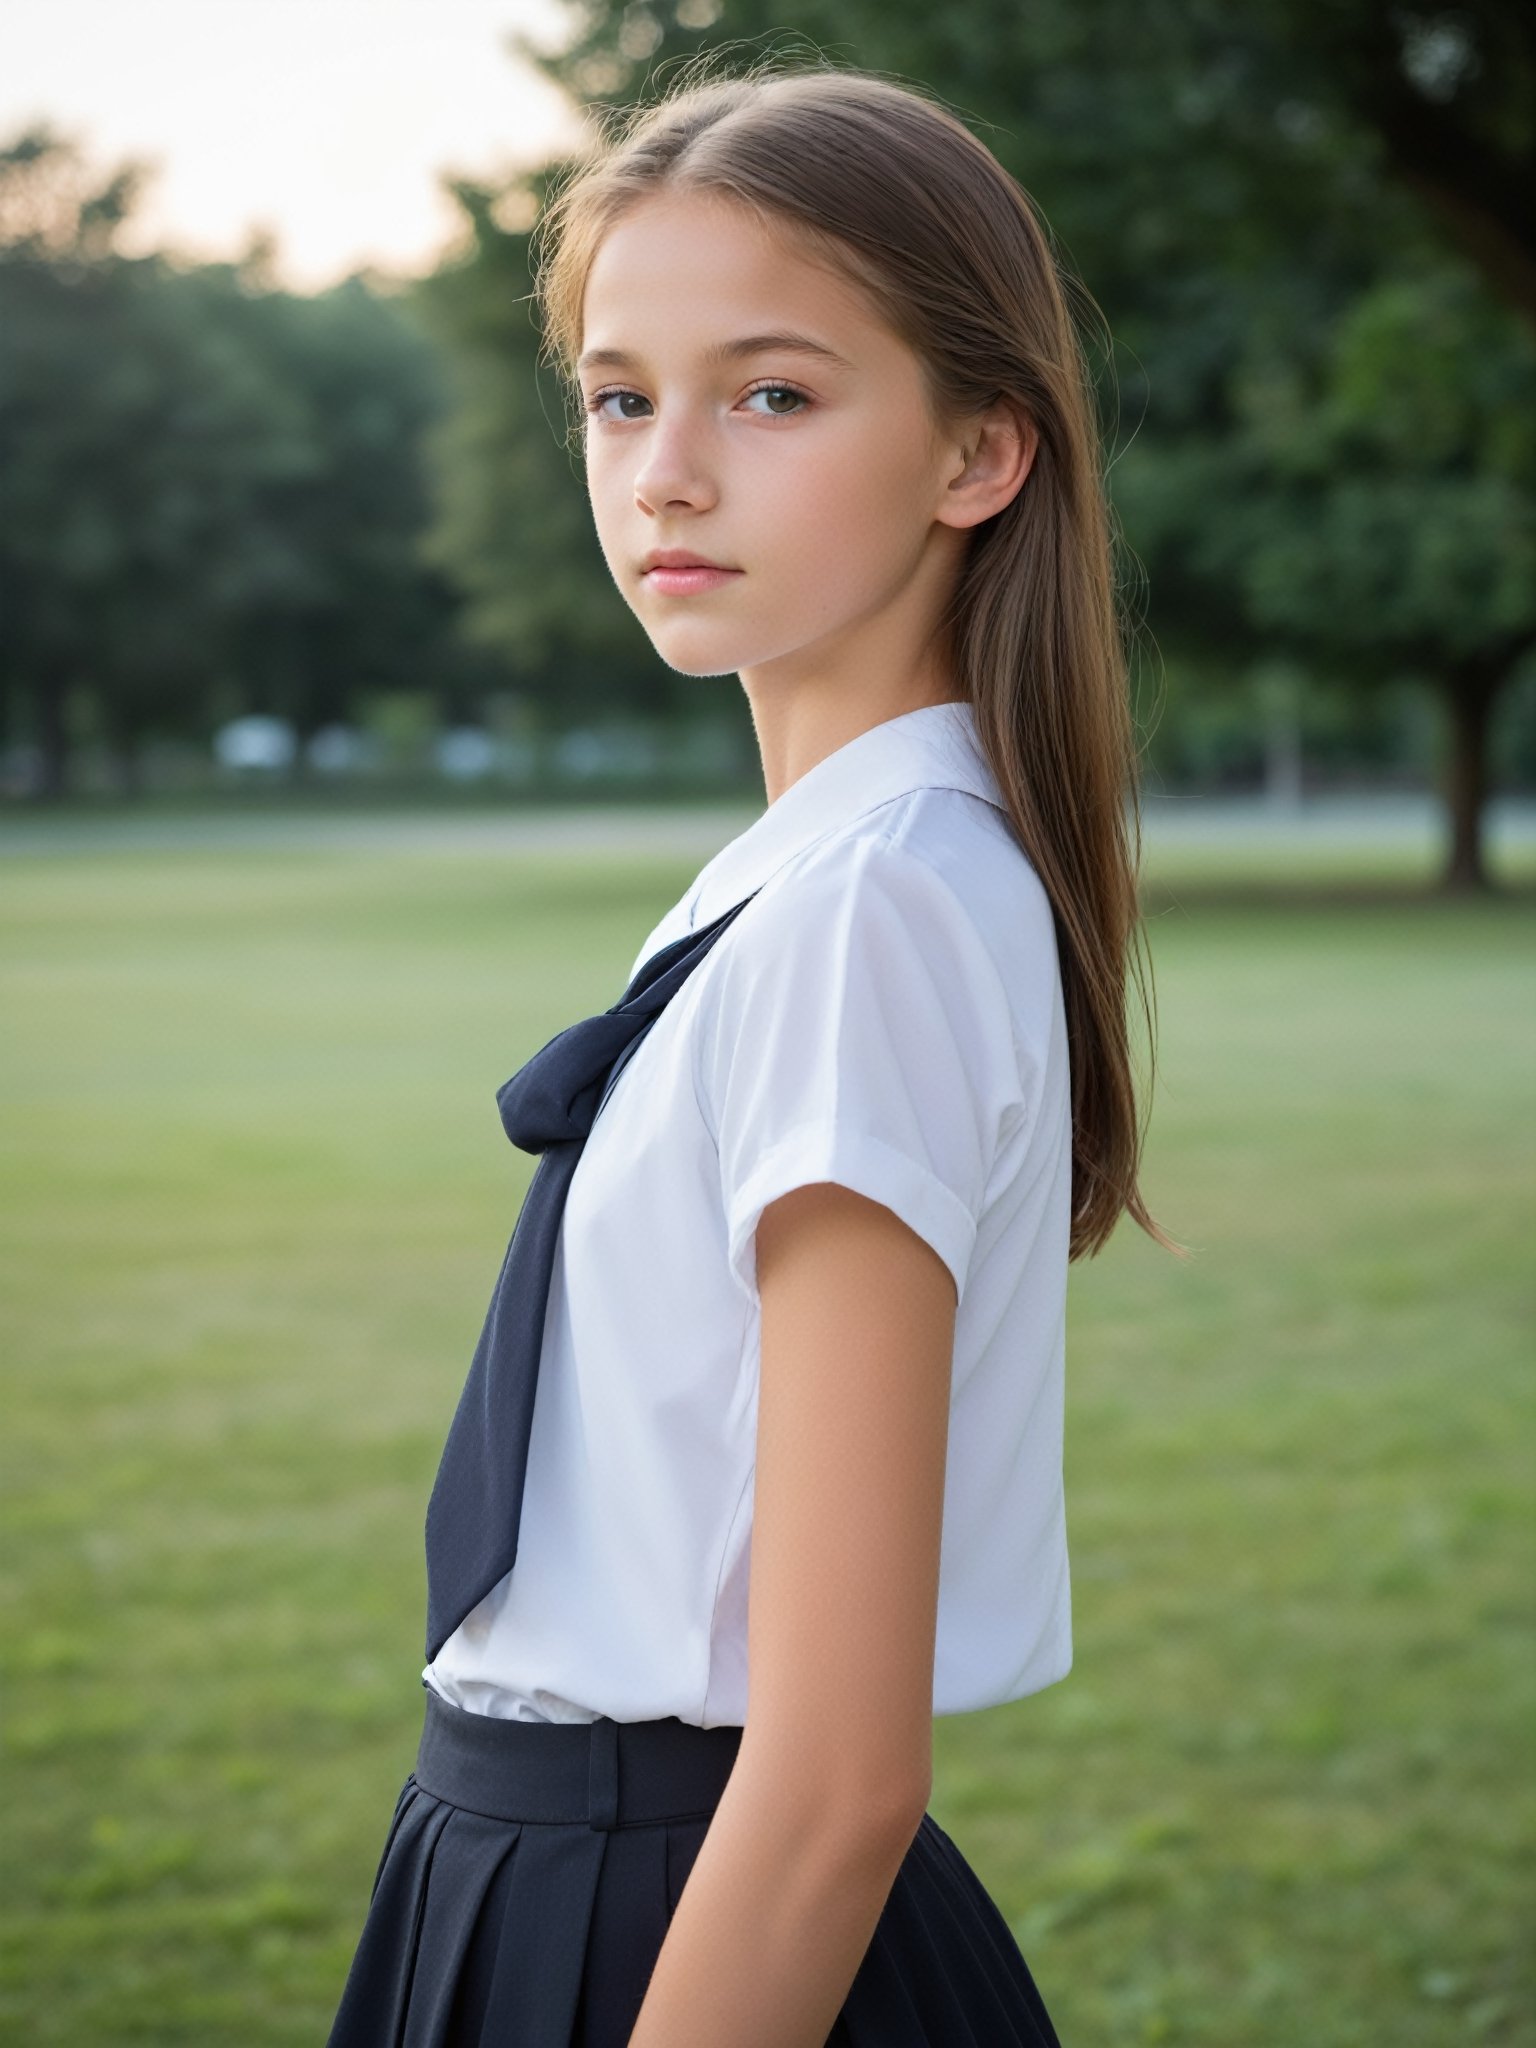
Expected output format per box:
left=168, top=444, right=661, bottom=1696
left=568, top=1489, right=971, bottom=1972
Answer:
left=326, top=1688, right=1062, bottom=2047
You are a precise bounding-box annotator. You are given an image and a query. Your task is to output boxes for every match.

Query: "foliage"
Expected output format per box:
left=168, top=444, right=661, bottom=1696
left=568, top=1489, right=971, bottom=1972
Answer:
left=4, top=7, right=1534, bottom=866
left=445, top=0, right=1535, bottom=878
left=409, top=175, right=749, bottom=722
left=0, top=129, right=486, bottom=792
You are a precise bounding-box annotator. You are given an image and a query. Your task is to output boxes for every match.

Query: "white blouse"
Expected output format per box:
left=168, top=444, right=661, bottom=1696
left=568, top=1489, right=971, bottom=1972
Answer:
left=424, top=699, right=1073, bottom=1728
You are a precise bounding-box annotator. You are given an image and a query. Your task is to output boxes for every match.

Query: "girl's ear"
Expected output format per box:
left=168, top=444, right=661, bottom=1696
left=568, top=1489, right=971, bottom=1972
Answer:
left=937, top=397, right=1038, bottom=532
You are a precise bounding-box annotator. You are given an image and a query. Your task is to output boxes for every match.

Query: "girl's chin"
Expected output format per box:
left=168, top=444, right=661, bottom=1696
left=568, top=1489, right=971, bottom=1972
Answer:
left=646, top=630, right=760, bottom=679
left=655, top=655, right=750, bottom=680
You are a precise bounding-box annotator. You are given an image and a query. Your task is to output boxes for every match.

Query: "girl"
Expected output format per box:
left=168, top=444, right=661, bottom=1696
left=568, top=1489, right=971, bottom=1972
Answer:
left=327, top=53, right=1175, bottom=2048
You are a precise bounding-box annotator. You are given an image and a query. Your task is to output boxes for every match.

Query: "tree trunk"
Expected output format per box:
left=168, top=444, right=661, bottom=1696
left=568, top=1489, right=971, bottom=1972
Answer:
left=32, top=674, right=70, bottom=801
left=99, top=700, right=144, bottom=802
left=103, top=706, right=143, bottom=799
left=111, top=734, right=143, bottom=798
left=1438, top=653, right=1511, bottom=894
left=1255, top=660, right=1304, bottom=808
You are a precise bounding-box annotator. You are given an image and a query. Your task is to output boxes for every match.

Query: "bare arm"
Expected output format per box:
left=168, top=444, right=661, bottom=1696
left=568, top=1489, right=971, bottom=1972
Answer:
left=625, top=1179, right=956, bottom=2048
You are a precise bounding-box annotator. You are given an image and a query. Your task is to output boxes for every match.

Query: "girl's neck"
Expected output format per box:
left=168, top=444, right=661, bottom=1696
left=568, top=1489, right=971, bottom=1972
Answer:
left=742, top=667, right=965, bottom=808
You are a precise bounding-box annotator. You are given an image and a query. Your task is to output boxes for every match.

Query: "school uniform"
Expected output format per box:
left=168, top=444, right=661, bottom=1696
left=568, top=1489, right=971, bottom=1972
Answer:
left=327, top=699, right=1072, bottom=2046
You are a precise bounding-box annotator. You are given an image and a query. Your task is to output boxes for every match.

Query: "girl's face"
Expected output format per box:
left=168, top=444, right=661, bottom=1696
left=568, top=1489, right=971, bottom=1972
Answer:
left=576, top=188, right=991, bottom=692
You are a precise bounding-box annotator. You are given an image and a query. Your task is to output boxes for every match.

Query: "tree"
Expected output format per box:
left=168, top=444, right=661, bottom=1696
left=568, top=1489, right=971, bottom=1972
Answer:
left=409, top=175, right=696, bottom=722
left=221, top=273, right=470, bottom=748
left=0, top=127, right=492, bottom=796
left=0, top=130, right=312, bottom=795
left=1147, top=255, right=1534, bottom=887
left=465, top=0, right=1535, bottom=887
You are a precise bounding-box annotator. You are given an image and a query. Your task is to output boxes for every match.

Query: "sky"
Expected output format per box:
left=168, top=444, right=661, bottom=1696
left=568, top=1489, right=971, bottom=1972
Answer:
left=3, top=0, right=594, bottom=290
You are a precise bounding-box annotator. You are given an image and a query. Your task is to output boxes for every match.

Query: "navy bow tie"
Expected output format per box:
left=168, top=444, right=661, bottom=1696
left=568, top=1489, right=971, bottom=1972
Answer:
left=423, top=890, right=758, bottom=1664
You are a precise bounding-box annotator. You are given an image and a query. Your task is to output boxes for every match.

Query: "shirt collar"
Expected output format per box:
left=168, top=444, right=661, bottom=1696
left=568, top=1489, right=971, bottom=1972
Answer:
left=685, top=699, right=1005, bottom=928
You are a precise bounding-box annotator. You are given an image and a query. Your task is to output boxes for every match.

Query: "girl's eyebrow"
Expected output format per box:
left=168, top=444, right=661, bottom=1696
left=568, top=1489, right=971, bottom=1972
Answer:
left=577, top=330, right=857, bottom=376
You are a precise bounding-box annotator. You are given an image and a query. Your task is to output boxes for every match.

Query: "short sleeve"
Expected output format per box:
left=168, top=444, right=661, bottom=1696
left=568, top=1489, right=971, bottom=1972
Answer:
left=701, top=838, right=1026, bottom=1308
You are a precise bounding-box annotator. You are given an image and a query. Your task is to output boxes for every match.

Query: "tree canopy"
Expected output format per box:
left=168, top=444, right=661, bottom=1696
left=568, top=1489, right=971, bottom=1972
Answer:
left=2, top=6, right=1532, bottom=886
left=442, top=0, right=1533, bottom=884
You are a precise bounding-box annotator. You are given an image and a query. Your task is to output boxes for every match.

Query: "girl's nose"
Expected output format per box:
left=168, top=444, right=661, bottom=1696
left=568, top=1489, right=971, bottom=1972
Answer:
left=632, top=413, right=718, bottom=516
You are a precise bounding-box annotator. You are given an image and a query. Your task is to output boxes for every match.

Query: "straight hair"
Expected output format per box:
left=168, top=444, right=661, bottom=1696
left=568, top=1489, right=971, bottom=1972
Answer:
left=531, top=52, right=1178, bottom=1261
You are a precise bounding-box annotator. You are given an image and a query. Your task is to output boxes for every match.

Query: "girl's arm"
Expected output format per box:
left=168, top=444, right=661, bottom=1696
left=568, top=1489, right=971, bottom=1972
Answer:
left=626, top=1179, right=955, bottom=2048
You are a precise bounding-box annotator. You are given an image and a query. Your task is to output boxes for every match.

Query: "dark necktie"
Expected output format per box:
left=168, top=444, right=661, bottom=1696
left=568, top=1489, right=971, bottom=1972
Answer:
left=424, top=889, right=758, bottom=1663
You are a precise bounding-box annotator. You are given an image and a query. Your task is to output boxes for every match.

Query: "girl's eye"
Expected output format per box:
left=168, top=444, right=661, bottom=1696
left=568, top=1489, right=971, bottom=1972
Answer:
left=585, top=388, right=650, bottom=422
left=582, top=381, right=811, bottom=422
left=742, top=381, right=810, bottom=416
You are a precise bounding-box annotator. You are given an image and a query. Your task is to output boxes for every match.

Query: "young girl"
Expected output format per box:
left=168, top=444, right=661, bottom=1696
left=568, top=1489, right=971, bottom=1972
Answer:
left=327, top=54, right=1174, bottom=2048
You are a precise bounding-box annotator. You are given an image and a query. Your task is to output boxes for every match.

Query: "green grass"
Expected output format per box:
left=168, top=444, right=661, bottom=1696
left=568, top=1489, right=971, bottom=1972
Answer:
left=1, top=831, right=1532, bottom=2045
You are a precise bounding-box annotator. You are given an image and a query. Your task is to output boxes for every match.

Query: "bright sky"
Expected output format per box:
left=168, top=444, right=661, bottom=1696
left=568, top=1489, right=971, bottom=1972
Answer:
left=3, top=0, right=593, bottom=290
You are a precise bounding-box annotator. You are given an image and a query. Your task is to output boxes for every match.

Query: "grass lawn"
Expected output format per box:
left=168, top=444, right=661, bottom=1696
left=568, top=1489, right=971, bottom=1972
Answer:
left=1, top=821, right=1532, bottom=2045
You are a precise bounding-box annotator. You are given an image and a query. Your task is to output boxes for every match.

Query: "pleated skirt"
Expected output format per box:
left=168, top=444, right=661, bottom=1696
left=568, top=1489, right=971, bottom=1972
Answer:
left=326, top=1687, right=1062, bottom=2047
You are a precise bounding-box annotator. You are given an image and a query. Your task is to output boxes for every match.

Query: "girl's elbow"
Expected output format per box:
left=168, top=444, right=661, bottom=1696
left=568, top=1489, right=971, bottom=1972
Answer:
left=735, top=1723, right=931, bottom=1851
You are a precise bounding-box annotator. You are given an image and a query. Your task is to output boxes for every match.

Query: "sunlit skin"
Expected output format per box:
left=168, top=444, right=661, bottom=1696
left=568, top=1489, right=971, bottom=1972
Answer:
left=576, top=188, right=1037, bottom=803
left=579, top=190, right=1041, bottom=2047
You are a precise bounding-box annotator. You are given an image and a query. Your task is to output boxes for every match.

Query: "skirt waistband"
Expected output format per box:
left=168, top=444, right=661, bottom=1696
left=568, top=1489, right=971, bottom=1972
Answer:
left=414, top=1686, right=744, bottom=1832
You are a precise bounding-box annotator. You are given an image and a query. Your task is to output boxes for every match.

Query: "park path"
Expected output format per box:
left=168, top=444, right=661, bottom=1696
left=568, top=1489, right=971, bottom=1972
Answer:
left=0, top=792, right=1532, bottom=861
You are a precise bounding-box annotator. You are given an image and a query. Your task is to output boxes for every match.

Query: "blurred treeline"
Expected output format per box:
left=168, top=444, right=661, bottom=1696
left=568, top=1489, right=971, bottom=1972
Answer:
left=1, top=0, right=1533, bottom=887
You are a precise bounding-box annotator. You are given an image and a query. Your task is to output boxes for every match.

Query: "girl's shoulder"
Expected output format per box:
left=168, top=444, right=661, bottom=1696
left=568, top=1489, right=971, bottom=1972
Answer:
left=749, top=782, right=1062, bottom=1034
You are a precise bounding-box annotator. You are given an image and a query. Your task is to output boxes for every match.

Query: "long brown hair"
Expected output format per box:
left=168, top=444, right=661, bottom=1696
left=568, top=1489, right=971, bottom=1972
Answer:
left=531, top=52, right=1179, bottom=1262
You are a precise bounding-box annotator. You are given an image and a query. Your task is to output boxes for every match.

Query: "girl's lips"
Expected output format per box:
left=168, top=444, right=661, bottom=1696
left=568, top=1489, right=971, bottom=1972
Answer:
left=643, top=565, right=743, bottom=595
